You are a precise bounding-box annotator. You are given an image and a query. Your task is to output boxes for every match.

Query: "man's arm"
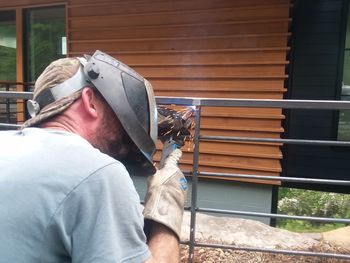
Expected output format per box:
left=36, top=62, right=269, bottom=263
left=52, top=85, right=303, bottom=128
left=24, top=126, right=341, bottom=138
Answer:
left=145, top=222, right=180, bottom=263
left=143, top=146, right=187, bottom=263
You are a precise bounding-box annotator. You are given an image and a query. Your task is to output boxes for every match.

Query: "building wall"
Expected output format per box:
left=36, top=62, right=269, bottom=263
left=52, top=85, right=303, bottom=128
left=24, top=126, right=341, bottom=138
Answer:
left=284, top=0, right=350, bottom=193
left=132, top=175, right=273, bottom=224
left=66, top=0, right=291, bottom=185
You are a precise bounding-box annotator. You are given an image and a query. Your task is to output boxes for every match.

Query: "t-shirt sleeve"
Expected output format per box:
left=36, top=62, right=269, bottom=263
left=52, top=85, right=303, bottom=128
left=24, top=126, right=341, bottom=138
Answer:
left=49, top=162, right=150, bottom=263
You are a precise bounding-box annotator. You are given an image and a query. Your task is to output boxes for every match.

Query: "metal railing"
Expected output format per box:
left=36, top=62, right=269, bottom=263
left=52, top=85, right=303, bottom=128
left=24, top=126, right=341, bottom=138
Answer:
left=0, top=82, right=33, bottom=127
left=1, top=91, right=350, bottom=261
left=157, top=96, right=350, bottom=262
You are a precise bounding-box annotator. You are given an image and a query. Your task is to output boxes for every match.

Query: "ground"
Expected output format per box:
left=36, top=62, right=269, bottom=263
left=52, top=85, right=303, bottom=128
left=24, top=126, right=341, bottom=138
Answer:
left=180, top=243, right=350, bottom=262
left=179, top=212, right=350, bottom=262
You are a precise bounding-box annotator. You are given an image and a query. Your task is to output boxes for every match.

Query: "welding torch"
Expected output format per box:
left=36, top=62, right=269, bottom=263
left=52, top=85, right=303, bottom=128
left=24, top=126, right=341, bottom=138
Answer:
left=157, top=106, right=194, bottom=168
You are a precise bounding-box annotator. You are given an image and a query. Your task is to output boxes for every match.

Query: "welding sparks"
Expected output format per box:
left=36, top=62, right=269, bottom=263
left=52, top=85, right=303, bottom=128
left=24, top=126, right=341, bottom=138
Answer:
left=157, top=105, right=195, bottom=147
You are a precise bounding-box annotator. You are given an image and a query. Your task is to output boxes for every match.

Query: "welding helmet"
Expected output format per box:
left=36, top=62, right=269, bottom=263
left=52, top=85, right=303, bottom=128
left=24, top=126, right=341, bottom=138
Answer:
left=82, top=50, right=157, bottom=176
left=25, top=50, right=157, bottom=176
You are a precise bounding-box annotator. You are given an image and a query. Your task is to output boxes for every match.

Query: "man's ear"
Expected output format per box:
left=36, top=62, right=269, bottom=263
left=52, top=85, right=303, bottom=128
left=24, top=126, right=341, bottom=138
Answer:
left=80, top=87, right=99, bottom=118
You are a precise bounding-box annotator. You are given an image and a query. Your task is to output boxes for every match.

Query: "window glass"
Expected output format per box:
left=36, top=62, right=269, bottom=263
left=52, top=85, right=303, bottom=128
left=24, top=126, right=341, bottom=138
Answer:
left=0, top=11, right=16, bottom=125
left=0, top=11, right=16, bottom=82
left=338, top=7, right=350, bottom=141
left=338, top=84, right=350, bottom=141
left=24, top=6, right=66, bottom=83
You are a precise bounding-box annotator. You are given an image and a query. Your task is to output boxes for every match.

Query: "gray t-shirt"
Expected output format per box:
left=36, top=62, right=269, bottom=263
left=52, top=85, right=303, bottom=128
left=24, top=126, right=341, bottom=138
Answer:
left=0, top=128, right=150, bottom=263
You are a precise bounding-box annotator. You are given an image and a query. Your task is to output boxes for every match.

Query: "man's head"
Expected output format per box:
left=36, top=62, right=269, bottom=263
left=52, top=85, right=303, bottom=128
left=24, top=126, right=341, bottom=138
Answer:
left=23, top=51, right=157, bottom=176
left=23, top=58, right=84, bottom=128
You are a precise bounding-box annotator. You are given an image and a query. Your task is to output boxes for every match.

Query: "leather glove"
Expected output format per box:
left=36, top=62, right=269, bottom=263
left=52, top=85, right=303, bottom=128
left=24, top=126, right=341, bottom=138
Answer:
left=143, top=141, right=188, bottom=240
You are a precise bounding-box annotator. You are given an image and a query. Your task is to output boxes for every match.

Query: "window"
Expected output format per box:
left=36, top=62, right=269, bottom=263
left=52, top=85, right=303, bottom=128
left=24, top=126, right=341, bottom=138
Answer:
left=0, top=11, right=16, bottom=124
left=0, top=11, right=16, bottom=82
left=338, top=6, right=350, bottom=141
left=24, top=6, right=66, bottom=83
left=0, top=6, right=66, bottom=124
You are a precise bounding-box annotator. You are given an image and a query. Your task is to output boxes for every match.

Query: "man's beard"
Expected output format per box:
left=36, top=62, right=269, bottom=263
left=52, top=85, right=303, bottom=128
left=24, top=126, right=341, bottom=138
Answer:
left=102, top=135, right=130, bottom=160
left=91, top=118, right=130, bottom=160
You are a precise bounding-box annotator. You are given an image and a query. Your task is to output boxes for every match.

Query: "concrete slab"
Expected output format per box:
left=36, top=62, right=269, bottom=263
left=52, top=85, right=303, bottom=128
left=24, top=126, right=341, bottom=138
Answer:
left=181, top=211, right=319, bottom=250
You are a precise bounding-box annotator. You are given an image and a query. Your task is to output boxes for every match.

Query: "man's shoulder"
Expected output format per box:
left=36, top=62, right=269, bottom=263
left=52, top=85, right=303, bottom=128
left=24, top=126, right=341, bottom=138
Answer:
left=24, top=127, right=116, bottom=165
left=39, top=128, right=123, bottom=178
left=0, top=127, right=125, bottom=188
left=0, top=128, right=133, bottom=216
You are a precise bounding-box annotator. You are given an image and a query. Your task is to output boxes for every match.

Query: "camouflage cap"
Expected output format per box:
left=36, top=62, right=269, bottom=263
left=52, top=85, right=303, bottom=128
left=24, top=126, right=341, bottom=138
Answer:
left=22, top=57, right=83, bottom=128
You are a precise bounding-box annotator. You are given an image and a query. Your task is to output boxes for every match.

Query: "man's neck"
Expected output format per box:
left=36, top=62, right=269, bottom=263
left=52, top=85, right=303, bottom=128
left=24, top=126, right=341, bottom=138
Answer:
left=40, top=117, right=87, bottom=139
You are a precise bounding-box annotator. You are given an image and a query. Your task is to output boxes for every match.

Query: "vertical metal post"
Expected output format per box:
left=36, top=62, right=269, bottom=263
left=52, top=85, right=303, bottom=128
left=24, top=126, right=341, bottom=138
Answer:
left=188, top=105, right=201, bottom=263
left=6, top=84, right=11, bottom=123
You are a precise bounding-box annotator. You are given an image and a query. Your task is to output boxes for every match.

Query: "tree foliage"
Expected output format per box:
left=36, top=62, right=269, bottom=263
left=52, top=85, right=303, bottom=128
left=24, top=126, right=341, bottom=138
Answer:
left=277, top=188, right=350, bottom=231
left=278, top=188, right=350, bottom=218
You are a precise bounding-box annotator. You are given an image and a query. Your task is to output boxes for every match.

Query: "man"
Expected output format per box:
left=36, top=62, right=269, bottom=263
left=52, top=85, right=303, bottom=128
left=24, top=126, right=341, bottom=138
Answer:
left=0, top=51, right=187, bottom=262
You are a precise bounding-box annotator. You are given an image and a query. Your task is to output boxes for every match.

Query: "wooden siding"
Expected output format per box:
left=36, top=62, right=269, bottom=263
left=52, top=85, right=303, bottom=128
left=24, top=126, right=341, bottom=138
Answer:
left=1, top=0, right=291, bottom=184
left=68, top=0, right=291, bottom=184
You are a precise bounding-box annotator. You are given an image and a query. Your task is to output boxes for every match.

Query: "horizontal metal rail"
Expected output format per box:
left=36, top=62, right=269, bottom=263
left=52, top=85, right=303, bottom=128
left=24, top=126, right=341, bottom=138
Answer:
left=0, top=81, right=33, bottom=86
left=197, top=207, right=350, bottom=224
left=156, top=96, right=350, bottom=109
left=194, top=242, right=350, bottom=260
left=0, top=123, right=21, bottom=129
left=201, top=135, right=350, bottom=147
left=200, top=171, right=350, bottom=185
left=1, top=93, right=350, bottom=110
left=0, top=91, right=33, bottom=100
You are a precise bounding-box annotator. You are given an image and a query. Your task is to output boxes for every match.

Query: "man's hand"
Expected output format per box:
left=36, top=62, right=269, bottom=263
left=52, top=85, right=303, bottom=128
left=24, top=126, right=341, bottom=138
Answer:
left=143, top=145, right=187, bottom=262
left=143, top=146, right=187, bottom=240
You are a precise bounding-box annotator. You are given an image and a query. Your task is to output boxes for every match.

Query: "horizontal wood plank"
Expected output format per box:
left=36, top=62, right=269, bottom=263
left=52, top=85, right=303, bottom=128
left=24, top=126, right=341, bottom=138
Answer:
left=153, top=90, right=285, bottom=99
left=150, top=79, right=286, bottom=90
left=68, top=0, right=290, bottom=8
left=69, top=20, right=291, bottom=40
left=69, top=5, right=290, bottom=28
left=156, top=141, right=283, bottom=159
left=69, top=34, right=290, bottom=52
left=133, top=65, right=287, bottom=78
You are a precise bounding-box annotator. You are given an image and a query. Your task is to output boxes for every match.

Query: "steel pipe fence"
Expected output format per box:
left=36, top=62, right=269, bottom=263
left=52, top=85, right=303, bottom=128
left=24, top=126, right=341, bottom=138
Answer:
left=0, top=123, right=22, bottom=129
left=155, top=97, right=350, bottom=262
left=0, top=85, right=32, bottom=126
left=200, top=171, right=350, bottom=185
left=3, top=90, right=350, bottom=109
left=201, top=135, right=350, bottom=147
left=0, top=92, right=350, bottom=261
left=197, top=208, right=350, bottom=224
left=156, top=96, right=350, bottom=110
left=0, top=86, right=17, bottom=124
left=0, top=90, right=33, bottom=100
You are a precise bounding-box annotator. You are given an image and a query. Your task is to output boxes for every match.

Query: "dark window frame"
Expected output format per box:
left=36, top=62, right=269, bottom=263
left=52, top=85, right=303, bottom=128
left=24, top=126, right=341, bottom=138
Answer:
left=335, top=0, right=350, bottom=142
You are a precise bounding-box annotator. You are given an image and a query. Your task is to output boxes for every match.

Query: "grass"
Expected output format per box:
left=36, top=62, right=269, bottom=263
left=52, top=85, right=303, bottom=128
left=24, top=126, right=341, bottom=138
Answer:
left=277, top=220, right=347, bottom=233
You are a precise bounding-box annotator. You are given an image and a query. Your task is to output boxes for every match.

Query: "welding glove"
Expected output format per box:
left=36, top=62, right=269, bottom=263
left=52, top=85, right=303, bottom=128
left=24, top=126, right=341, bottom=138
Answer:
left=143, top=141, right=188, bottom=240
